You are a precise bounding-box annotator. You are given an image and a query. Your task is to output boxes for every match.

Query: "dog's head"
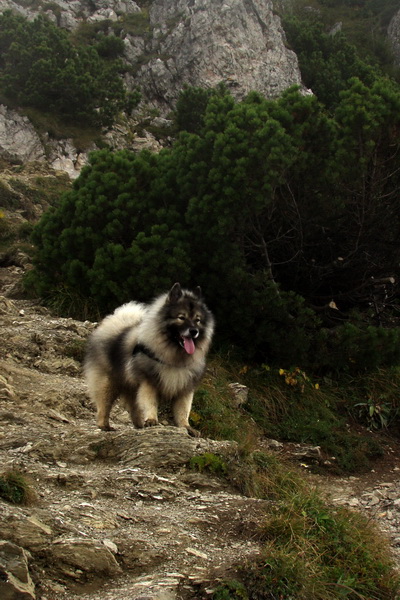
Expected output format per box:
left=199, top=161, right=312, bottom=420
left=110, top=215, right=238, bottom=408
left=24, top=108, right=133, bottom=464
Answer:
left=163, top=283, right=213, bottom=354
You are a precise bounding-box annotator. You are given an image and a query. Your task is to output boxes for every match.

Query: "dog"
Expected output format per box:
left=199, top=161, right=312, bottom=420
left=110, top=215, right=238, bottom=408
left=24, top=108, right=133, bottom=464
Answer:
left=84, top=283, right=215, bottom=437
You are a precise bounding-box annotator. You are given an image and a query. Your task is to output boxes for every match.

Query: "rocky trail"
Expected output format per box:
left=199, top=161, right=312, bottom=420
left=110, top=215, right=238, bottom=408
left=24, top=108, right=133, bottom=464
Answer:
left=1, top=265, right=400, bottom=600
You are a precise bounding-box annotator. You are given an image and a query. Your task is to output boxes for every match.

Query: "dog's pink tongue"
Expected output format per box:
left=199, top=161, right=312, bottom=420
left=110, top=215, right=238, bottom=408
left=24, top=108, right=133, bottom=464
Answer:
left=183, top=337, right=196, bottom=354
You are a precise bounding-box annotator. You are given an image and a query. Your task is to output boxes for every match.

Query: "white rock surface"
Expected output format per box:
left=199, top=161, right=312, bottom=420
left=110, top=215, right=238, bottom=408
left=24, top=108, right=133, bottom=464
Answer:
left=138, top=0, right=302, bottom=109
left=0, top=105, right=45, bottom=164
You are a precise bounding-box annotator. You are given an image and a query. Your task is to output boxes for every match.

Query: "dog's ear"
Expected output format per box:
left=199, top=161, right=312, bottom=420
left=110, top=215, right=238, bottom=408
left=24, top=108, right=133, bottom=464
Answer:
left=167, top=282, right=182, bottom=304
left=194, top=286, right=202, bottom=299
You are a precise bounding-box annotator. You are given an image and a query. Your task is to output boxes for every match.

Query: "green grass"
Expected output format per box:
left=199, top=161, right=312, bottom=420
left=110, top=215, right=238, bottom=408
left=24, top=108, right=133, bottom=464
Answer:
left=192, top=355, right=400, bottom=474
left=116, top=11, right=151, bottom=36
left=23, top=107, right=103, bottom=151
left=31, top=283, right=101, bottom=322
left=239, top=492, right=398, bottom=599
left=189, top=448, right=399, bottom=600
left=188, top=452, right=228, bottom=476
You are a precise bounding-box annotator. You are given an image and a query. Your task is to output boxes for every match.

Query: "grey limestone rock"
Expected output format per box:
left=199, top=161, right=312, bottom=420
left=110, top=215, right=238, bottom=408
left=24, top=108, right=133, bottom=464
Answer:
left=0, top=106, right=45, bottom=164
left=138, top=0, right=302, bottom=109
left=389, top=9, right=400, bottom=66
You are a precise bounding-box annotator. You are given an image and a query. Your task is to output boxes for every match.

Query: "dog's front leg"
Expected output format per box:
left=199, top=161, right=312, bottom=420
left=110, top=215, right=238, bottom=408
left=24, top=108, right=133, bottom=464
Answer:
left=173, top=392, right=200, bottom=437
left=130, top=380, right=159, bottom=428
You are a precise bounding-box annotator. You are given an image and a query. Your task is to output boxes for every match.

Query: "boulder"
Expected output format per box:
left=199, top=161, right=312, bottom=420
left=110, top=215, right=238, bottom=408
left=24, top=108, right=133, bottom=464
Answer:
left=0, top=540, right=35, bottom=600
left=0, top=106, right=45, bottom=164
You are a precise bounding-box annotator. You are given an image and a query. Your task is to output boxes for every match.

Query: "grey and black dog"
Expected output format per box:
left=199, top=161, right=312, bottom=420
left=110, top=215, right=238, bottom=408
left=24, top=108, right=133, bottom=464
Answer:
left=84, top=283, right=215, bottom=437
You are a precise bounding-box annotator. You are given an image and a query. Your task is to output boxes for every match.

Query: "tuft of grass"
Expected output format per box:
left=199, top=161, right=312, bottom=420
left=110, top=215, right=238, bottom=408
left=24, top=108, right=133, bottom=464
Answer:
left=240, top=493, right=399, bottom=599
left=188, top=452, right=228, bottom=476
left=208, top=455, right=399, bottom=600
left=192, top=356, right=261, bottom=446
left=23, top=106, right=102, bottom=150
left=35, top=284, right=101, bottom=322
left=0, top=471, right=36, bottom=505
left=64, top=339, right=87, bottom=363
left=212, top=579, right=248, bottom=599
left=227, top=451, right=303, bottom=500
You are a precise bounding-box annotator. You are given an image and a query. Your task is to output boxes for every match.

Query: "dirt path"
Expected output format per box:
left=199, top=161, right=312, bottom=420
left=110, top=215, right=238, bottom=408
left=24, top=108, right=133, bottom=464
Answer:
left=1, top=267, right=400, bottom=599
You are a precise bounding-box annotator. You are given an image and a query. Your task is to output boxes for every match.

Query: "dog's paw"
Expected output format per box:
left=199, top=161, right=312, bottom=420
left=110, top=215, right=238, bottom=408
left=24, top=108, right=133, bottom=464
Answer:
left=98, top=424, right=115, bottom=432
left=144, top=418, right=159, bottom=427
left=186, top=425, right=201, bottom=438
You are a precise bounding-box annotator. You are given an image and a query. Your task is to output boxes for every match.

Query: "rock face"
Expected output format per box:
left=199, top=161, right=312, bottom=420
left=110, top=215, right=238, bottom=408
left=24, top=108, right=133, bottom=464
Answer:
left=0, top=0, right=301, bottom=107
left=388, top=9, right=400, bottom=66
left=0, top=106, right=45, bottom=164
left=0, top=0, right=302, bottom=175
left=138, top=0, right=302, bottom=109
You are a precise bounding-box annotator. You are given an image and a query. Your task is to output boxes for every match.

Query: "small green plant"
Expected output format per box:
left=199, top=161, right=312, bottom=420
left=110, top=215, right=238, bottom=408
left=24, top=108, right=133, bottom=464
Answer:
left=355, top=397, right=392, bottom=430
left=0, top=471, right=35, bottom=504
left=188, top=452, right=228, bottom=476
left=212, top=579, right=248, bottom=600
left=278, top=366, right=320, bottom=391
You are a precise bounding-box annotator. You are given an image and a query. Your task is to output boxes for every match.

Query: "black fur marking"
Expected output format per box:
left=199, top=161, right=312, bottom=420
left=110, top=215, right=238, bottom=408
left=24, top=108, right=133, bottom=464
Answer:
left=108, top=328, right=130, bottom=371
left=132, top=343, right=163, bottom=364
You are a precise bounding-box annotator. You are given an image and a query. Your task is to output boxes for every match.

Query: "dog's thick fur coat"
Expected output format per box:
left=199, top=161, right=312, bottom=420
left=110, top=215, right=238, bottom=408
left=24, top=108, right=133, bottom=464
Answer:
left=84, top=283, right=214, bottom=436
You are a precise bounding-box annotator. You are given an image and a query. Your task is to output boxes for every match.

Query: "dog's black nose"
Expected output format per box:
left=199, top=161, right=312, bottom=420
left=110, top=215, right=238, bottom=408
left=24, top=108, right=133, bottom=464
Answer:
left=189, top=328, right=199, bottom=339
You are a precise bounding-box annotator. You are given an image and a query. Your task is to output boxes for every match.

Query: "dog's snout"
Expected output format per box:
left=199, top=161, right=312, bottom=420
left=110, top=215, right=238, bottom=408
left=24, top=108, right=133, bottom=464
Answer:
left=189, top=327, right=199, bottom=339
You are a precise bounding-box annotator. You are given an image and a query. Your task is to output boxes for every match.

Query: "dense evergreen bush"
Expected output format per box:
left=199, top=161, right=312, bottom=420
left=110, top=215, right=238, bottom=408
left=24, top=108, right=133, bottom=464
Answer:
left=28, top=80, right=400, bottom=370
left=28, top=149, right=191, bottom=312
left=0, top=11, right=137, bottom=127
left=316, top=323, right=400, bottom=373
left=282, top=15, right=377, bottom=108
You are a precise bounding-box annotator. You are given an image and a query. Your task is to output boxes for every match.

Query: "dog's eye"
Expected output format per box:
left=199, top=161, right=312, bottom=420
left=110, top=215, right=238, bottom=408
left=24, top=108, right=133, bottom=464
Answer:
left=195, top=317, right=201, bottom=324
left=177, top=315, right=185, bottom=321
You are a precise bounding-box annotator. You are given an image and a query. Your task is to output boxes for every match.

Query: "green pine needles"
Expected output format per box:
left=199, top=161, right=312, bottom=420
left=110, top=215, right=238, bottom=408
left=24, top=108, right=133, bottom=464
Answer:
left=0, top=11, right=139, bottom=127
left=27, top=79, right=400, bottom=371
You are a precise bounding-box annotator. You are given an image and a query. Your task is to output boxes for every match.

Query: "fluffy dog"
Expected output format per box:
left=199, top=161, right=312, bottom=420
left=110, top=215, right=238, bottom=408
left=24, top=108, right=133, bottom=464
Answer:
left=84, top=283, right=214, bottom=437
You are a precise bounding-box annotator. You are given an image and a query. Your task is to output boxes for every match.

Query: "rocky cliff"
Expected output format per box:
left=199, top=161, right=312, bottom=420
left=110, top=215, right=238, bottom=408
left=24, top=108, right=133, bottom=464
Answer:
left=389, top=9, right=400, bottom=66
left=0, top=0, right=301, bottom=106
left=0, top=0, right=302, bottom=175
left=138, top=0, right=301, bottom=109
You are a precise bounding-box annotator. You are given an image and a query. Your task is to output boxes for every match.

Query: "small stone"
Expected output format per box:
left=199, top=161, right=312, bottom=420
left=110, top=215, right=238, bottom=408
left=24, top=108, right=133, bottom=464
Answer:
left=347, top=498, right=360, bottom=507
left=369, top=496, right=381, bottom=506
left=186, top=547, right=208, bottom=559
left=103, top=539, right=118, bottom=554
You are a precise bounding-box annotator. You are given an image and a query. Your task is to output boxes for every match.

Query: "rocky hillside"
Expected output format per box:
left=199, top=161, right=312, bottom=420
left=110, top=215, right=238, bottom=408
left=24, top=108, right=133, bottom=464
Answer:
left=0, top=0, right=301, bottom=177
left=0, top=0, right=300, bottom=107
left=2, top=261, right=400, bottom=600
left=0, top=288, right=266, bottom=599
